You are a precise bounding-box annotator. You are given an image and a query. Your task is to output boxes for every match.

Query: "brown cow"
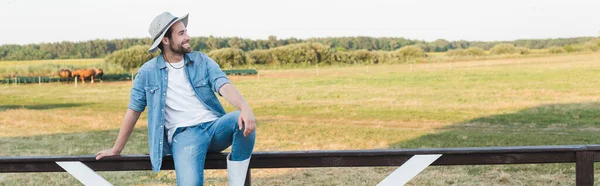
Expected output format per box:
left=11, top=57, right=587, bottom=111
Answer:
left=71, top=69, right=96, bottom=84
left=58, top=69, right=72, bottom=83
left=93, top=68, right=104, bottom=82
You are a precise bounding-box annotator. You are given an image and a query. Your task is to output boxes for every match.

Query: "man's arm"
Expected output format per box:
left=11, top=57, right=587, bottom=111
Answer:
left=219, top=83, right=256, bottom=137
left=204, top=55, right=256, bottom=136
left=96, top=109, right=141, bottom=160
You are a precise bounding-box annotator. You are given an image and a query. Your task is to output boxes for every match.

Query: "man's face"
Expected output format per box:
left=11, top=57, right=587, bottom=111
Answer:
left=164, top=21, right=191, bottom=54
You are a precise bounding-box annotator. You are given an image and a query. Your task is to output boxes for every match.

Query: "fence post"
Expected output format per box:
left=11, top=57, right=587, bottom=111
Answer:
left=316, top=64, right=319, bottom=76
left=245, top=168, right=251, bottom=186
left=38, top=76, right=41, bottom=86
left=575, top=151, right=594, bottom=186
left=74, top=77, right=78, bottom=88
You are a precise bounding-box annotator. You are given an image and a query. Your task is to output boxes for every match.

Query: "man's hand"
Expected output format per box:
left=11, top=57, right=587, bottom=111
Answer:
left=96, top=148, right=121, bottom=160
left=238, top=108, right=256, bottom=137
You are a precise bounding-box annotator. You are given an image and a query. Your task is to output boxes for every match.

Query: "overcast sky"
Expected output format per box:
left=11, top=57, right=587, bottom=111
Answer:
left=1, top=0, right=599, bottom=45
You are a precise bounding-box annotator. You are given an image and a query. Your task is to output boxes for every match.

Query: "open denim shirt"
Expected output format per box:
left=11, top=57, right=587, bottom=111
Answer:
left=128, top=52, right=231, bottom=172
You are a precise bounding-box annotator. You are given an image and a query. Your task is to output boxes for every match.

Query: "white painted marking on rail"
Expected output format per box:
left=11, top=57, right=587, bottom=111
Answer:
left=56, top=161, right=112, bottom=186
left=377, top=154, right=442, bottom=186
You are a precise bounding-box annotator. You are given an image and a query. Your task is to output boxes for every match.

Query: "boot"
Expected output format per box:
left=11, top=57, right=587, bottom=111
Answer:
left=227, top=153, right=251, bottom=186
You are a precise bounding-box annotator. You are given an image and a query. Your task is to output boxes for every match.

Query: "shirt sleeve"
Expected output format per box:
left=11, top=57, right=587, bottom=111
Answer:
left=206, top=56, right=232, bottom=96
left=128, top=70, right=147, bottom=112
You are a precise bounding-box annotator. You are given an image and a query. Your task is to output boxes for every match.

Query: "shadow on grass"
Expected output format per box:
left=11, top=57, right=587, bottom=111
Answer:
left=0, top=103, right=88, bottom=112
left=379, top=102, right=600, bottom=185
left=391, top=101, right=600, bottom=149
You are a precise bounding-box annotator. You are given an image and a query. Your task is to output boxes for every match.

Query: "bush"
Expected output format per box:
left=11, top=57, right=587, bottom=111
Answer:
left=268, top=43, right=334, bottom=65
left=446, top=49, right=466, bottom=56
left=548, top=47, right=566, bottom=54
left=563, top=45, right=584, bottom=53
left=207, top=48, right=248, bottom=68
left=590, top=38, right=600, bottom=47
left=465, top=47, right=486, bottom=56
left=583, top=42, right=599, bottom=52
left=515, top=47, right=530, bottom=55
left=247, top=43, right=428, bottom=66
left=104, top=45, right=158, bottom=71
left=346, top=50, right=376, bottom=64
left=446, top=47, right=485, bottom=57
left=247, top=50, right=274, bottom=65
left=395, top=45, right=425, bottom=59
left=490, top=44, right=517, bottom=55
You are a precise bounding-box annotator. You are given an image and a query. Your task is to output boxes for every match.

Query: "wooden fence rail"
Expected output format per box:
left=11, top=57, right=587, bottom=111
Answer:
left=1, top=145, right=599, bottom=185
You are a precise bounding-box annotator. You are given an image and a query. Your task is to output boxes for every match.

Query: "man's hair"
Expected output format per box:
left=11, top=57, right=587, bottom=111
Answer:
left=157, top=27, right=174, bottom=51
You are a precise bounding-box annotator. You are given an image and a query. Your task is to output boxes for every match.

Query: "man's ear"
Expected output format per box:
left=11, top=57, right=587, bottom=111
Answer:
left=162, top=37, right=169, bottom=46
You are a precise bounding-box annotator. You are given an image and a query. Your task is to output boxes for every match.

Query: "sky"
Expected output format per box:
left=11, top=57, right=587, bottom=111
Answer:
left=0, top=0, right=599, bottom=45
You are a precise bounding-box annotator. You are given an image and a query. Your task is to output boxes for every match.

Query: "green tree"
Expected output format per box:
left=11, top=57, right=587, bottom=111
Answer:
left=104, top=45, right=158, bottom=79
left=268, top=35, right=278, bottom=49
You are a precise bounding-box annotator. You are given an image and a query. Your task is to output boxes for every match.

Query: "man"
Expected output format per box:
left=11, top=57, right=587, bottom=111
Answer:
left=96, top=12, right=256, bottom=186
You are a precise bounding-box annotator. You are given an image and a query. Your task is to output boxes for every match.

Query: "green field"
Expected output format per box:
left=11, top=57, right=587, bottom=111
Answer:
left=1, top=53, right=600, bottom=185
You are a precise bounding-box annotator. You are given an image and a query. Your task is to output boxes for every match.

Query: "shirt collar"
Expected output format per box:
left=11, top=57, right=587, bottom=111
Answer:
left=157, top=52, right=195, bottom=70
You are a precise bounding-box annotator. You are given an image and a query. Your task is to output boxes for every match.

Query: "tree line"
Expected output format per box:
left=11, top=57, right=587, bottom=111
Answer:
left=1, top=36, right=598, bottom=61
left=106, top=39, right=600, bottom=70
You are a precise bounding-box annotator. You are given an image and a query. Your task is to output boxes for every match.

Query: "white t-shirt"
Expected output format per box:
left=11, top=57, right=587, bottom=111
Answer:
left=164, top=59, right=218, bottom=143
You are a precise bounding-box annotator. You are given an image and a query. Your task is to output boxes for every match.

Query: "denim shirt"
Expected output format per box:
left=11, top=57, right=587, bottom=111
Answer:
left=128, top=52, right=231, bottom=172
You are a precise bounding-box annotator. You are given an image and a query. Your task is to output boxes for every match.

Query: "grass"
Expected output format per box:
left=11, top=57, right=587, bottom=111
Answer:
left=1, top=53, right=600, bottom=185
left=424, top=49, right=591, bottom=63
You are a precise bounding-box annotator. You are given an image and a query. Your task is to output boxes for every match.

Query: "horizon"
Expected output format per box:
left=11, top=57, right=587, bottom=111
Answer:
left=2, top=35, right=599, bottom=46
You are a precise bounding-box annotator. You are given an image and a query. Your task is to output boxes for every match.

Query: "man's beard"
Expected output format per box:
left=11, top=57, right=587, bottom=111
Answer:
left=169, top=40, right=192, bottom=55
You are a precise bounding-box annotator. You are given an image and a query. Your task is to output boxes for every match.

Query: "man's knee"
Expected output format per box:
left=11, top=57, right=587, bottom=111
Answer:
left=229, top=110, right=241, bottom=118
left=227, top=110, right=241, bottom=128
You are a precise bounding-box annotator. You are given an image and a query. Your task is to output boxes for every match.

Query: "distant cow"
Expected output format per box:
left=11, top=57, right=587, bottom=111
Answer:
left=93, top=68, right=104, bottom=82
left=72, top=69, right=96, bottom=84
left=58, top=69, right=72, bottom=83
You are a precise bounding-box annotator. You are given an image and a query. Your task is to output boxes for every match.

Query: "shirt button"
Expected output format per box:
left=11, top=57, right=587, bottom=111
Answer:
left=163, top=93, right=166, bottom=95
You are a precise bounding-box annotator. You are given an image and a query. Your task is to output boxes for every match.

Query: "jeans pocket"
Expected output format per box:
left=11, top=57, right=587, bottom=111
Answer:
left=173, top=127, right=189, bottom=140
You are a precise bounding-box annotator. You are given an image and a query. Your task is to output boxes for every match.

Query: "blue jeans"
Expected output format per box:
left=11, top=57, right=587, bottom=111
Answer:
left=170, top=111, right=256, bottom=185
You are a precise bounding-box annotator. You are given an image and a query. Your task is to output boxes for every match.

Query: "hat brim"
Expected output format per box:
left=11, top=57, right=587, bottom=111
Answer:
left=148, top=14, right=189, bottom=53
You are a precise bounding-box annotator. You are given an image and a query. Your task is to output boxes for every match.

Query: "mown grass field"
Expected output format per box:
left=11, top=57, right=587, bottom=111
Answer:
left=1, top=53, right=600, bottom=185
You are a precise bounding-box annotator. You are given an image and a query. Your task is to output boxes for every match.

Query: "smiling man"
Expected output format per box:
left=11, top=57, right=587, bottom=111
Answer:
left=96, top=12, right=256, bottom=186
